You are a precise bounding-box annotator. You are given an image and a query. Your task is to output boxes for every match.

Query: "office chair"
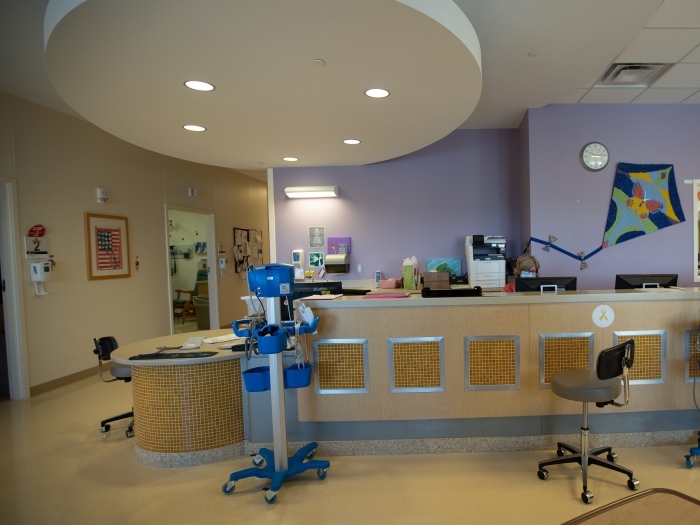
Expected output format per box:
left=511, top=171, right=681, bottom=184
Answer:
left=537, top=340, right=639, bottom=504
left=93, top=337, right=134, bottom=438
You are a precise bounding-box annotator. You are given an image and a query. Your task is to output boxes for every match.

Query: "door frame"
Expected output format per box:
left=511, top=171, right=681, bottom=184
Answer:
left=0, top=177, right=30, bottom=399
left=165, top=205, right=219, bottom=332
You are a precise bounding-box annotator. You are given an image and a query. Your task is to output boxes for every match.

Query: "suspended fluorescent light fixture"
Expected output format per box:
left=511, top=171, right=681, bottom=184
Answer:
left=284, top=186, right=338, bottom=199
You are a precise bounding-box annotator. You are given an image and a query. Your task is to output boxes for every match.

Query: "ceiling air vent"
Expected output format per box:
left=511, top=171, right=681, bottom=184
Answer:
left=595, top=63, right=673, bottom=88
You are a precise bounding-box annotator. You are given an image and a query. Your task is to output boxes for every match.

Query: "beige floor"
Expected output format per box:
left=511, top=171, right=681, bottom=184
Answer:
left=1, top=378, right=699, bottom=525
left=173, top=318, right=201, bottom=334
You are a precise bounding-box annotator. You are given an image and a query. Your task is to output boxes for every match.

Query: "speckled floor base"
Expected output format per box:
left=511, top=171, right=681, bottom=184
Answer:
left=247, top=429, right=698, bottom=457
left=135, top=442, right=245, bottom=468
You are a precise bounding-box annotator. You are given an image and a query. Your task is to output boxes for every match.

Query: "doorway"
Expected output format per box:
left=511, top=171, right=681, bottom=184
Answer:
left=168, top=209, right=218, bottom=334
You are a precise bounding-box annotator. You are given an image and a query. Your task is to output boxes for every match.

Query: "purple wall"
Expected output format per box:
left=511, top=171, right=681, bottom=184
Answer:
left=273, top=129, right=521, bottom=281
left=527, top=104, right=700, bottom=289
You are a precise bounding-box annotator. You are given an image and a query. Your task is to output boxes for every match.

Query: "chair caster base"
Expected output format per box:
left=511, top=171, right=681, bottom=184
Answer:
left=581, top=490, right=594, bottom=504
left=627, top=477, right=639, bottom=490
left=537, top=468, right=548, bottom=480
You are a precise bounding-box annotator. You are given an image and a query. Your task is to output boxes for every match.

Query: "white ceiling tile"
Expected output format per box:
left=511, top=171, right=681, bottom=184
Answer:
left=653, top=63, right=700, bottom=86
left=682, top=43, right=700, bottom=62
left=616, top=28, right=700, bottom=63
left=632, top=88, right=699, bottom=103
left=683, top=90, right=700, bottom=102
left=646, top=0, right=700, bottom=28
left=557, top=89, right=589, bottom=103
left=579, top=88, right=646, bottom=103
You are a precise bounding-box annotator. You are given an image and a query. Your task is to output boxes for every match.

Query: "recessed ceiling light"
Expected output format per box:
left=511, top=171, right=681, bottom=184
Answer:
left=183, top=125, right=206, bottom=132
left=184, top=80, right=215, bottom=91
left=344, top=139, right=361, bottom=145
left=365, top=88, right=389, bottom=98
left=527, top=51, right=538, bottom=57
left=312, top=59, right=326, bottom=66
left=283, top=157, right=298, bottom=162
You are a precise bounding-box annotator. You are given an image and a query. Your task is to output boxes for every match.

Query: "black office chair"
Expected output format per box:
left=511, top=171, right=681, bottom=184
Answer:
left=536, top=340, right=639, bottom=504
left=93, top=337, right=134, bottom=438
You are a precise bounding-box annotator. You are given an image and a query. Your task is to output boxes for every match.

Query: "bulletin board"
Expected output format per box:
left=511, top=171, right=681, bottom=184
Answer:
left=234, top=227, right=264, bottom=273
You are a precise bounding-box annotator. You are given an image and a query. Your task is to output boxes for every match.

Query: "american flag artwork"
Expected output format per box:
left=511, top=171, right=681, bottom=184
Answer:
left=95, top=228, right=123, bottom=270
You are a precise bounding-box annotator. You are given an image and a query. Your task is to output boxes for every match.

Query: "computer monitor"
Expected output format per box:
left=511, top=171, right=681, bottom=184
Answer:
left=281, top=281, right=343, bottom=320
left=515, top=276, right=577, bottom=292
left=614, top=274, right=678, bottom=289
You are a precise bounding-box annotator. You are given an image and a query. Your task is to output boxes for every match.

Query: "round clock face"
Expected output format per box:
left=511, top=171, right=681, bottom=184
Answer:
left=580, top=142, right=609, bottom=171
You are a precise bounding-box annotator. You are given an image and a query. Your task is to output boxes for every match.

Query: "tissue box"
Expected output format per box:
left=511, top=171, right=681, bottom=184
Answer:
left=423, top=272, right=450, bottom=290
left=402, top=265, right=415, bottom=290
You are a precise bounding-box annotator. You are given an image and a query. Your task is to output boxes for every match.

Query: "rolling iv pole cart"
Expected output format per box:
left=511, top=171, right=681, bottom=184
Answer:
left=222, top=264, right=329, bottom=504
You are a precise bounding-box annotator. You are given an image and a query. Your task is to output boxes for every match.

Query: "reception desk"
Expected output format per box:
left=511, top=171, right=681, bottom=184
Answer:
left=111, top=330, right=246, bottom=467
left=295, top=289, right=700, bottom=423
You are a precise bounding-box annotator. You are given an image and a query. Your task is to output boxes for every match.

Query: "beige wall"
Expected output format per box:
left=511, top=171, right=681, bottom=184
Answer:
left=0, top=93, right=268, bottom=387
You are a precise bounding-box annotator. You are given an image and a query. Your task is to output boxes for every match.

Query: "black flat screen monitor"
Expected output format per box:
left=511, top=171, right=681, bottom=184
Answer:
left=515, top=276, right=577, bottom=292
left=281, top=281, right=343, bottom=321
left=615, top=274, right=678, bottom=289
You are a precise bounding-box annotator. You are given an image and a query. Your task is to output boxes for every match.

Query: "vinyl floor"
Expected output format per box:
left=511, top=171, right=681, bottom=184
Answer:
left=1, top=377, right=699, bottom=525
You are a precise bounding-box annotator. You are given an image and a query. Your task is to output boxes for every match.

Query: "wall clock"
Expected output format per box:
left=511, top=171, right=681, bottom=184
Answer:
left=580, top=142, right=609, bottom=171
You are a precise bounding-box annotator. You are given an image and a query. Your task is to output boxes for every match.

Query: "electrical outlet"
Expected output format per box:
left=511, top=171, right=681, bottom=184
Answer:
left=357, top=264, right=362, bottom=273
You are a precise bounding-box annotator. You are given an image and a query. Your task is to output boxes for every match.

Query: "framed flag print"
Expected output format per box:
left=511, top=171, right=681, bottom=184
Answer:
left=85, top=213, right=131, bottom=280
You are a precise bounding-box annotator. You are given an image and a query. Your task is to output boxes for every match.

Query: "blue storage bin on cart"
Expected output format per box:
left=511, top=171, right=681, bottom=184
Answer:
left=257, top=325, right=288, bottom=354
left=242, top=366, right=271, bottom=392
left=284, top=363, right=313, bottom=389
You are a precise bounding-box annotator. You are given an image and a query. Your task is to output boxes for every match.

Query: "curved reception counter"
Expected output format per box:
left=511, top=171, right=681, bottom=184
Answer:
left=111, top=330, right=245, bottom=468
left=115, top=289, right=700, bottom=467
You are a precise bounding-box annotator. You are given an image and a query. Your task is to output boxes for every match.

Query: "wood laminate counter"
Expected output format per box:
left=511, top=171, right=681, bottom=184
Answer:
left=295, top=288, right=700, bottom=422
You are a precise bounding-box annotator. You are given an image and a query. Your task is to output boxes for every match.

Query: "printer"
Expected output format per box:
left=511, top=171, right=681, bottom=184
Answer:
left=465, top=235, right=506, bottom=288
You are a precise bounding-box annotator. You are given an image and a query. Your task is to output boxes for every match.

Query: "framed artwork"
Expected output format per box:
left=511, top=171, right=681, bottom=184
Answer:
left=85, top=213, right=131, bottom=280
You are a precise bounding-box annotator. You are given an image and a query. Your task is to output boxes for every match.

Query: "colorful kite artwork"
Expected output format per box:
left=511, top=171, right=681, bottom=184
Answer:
left=603, top=163, right=685, bottom=249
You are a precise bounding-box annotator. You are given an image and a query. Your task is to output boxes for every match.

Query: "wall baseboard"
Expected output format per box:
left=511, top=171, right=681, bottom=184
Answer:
left=247, top=429, right=698, bottom=457
left=30, top=366, right=97, bottom=397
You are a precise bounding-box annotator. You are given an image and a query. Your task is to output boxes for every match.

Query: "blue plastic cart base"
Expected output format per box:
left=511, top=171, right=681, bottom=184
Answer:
left=222, top=442, right=330, bottom=503
left=686, top=431, right=700, bottom=469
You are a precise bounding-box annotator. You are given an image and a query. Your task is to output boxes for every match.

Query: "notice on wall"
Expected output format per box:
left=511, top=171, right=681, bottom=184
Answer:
left=309, top=252, right=324, bottom=267
left=309, top=226, right=325, bottom=248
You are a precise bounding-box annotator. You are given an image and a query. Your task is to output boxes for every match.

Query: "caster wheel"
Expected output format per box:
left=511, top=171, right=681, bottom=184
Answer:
left=252, top=455, right=264, bottom=467
left=264, top=491, right=277, bottom=504
left=101, top=425, right=110, bottom=433
left=305, top=450, right=316, bottom=460
left=222, top=481, right=235, bottom=494
left=607, top=452, right=618, bottom=463
left=556, top=449, right=565, bottom=457
left=317, top=468, right=327, bottom=480
left=687, top=455, right=696, bottom=469
left=581, top=491, right=594, bottom=504
left=537, top=469, right=548, bottom=480
left=125, top=430, right=134, bottom=438
left=627, top=478, right=639, bottom=491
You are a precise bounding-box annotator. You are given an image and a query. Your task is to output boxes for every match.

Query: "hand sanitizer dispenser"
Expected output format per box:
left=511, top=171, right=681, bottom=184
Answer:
left=30, top=261, right=51, bottom=295
left=292, top=249, right=304, bottom=280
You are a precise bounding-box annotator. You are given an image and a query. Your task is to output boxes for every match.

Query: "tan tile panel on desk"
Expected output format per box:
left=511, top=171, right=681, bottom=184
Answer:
left=317, top=342, right=365, bottom=390
left=690, top=332, right=700, bottom=379
left=600, top=300, right=692, bottom=413
left=468, top=339, right=516, bottom=387
left=543, top=337, right=591, bottom=384
left=529, top=303, right=605, bottom=415
left=392, top=341, right=441, bottom=389
left=132, top=360, right=243, bottom=453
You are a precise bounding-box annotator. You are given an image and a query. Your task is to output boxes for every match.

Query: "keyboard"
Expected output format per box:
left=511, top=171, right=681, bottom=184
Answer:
left=129, top=351, right=217, bottom=361
left=180, top=336, right=205, bottom=349
left=203, top=334, right=246, bottom=344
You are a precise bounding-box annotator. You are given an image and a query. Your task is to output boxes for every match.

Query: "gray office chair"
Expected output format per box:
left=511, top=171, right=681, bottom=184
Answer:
left=536, top=340, right=639, bottom=504
left=93, top=337, right=134, bottom=438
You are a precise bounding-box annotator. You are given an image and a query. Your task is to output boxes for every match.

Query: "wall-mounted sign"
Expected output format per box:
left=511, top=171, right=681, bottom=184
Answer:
left=592, top=305, right=614, bottom=328
left=24, top=236, right=49, bottom=259
left=309, top=252, right=324, bottom=267
left=28, top=224, right=46, bottom=237
left=309, top=226, right=325, bottom=248
left=328, top=236, right=351, bottom=254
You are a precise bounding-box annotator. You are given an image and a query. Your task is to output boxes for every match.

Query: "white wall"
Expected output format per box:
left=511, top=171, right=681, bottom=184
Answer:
left=0, top=92, right=268, bottom=387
